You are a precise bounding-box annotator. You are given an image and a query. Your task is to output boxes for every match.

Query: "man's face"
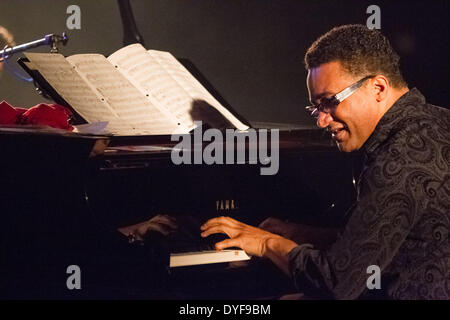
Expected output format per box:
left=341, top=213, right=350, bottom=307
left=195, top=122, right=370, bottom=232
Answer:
left=307, top=61, right=379, bottom=152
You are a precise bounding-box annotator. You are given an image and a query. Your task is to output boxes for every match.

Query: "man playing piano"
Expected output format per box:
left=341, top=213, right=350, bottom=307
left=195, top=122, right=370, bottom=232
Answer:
left=200, top=24, right=449, bottom=299
left=122, top=24, right=449, bottom=299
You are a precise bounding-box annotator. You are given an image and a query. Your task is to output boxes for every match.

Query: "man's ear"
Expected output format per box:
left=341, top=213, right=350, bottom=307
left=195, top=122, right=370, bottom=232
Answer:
left=371, top=75, right=389, bottom=102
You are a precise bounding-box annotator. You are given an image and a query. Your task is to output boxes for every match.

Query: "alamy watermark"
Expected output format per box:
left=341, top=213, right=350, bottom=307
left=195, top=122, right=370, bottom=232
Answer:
left=66, top=264, right=81, bottom=290
left=170, top=121, right=279, bottom=176
left=366, top=265, right=381, bottom=290
left=366, top=5, right=381, bottom=29
left=66, top=5, right=81, bottom=30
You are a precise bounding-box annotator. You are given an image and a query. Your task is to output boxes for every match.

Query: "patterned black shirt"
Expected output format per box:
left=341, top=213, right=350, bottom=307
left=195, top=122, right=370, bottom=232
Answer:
left=288, top=88, right=450, bottom=299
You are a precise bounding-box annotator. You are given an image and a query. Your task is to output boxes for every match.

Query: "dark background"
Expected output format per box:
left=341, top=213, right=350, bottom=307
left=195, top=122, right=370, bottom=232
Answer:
left=0, top=0, right=448, bottom=127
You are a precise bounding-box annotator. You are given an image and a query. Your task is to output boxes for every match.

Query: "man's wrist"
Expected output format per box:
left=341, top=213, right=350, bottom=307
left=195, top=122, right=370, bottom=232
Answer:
left=261, top=236, right=298, bottom=275
left=264, top=236, right=298, bottom=258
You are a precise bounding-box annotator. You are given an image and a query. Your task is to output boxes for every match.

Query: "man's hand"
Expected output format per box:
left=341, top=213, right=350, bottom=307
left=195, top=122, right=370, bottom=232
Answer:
left=201, top=216, right=297, bottom=259
left=258, top=217, right=339, bottom=250
left=258, top=217, right=295, bottom=238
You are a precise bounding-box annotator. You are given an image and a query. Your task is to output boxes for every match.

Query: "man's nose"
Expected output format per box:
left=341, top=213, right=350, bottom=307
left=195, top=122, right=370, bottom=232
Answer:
left=317, top=111, right=333, bottom=128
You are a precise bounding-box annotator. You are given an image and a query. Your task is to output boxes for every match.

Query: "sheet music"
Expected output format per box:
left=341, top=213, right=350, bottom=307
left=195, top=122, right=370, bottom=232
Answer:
left=148, top=50, right=249, bottom=131
left=108, top=44, right=199, bottom=131
left=23, top=53, right=135, bottom=134
left=26, top=45, right=249, bottom=135
left=66, top=54, right=184, bottom=135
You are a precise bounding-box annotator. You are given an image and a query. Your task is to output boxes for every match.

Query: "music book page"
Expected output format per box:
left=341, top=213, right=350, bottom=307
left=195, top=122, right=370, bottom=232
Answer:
left=25, top=53, right=140, bottom=135
left=66, top=54, right=183, bottom=134
left=108, top=44, right=249, bottom=131
left=108, top=44, right=197, bottom=131
left=148, top=49, right=249, bottom=131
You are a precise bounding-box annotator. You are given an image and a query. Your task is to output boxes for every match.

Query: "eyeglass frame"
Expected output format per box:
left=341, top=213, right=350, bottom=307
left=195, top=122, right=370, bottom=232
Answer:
left=305, top=75, right=375, bottom=118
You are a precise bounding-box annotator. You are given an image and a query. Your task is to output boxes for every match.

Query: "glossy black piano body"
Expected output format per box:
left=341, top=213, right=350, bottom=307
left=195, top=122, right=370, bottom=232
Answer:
left=0, top=126, right=360, bottom=299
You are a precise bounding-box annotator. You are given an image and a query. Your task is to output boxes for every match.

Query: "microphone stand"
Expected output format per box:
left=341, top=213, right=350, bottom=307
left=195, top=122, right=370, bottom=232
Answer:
left=0, top=33, right=68, bottom=62
left=0, top=33, right=69, bottom=97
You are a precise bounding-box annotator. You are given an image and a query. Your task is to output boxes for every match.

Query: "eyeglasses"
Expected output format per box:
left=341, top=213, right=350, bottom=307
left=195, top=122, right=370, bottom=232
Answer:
left=305, top=75, right=374, bottom=118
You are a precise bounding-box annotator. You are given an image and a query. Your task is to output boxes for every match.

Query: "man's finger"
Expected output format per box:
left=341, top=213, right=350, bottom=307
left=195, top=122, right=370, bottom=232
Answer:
left=201, top=217, right=229, bottom=230
left=201, top=216, right=237, bottom=230
left=215, top=238, right=240, bottom=251
left=201, top=225, right=230, bottom=238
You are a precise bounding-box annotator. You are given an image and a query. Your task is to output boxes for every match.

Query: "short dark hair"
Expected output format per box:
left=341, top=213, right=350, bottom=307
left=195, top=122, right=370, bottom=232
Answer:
left=305, top=24, right=407, bottom=88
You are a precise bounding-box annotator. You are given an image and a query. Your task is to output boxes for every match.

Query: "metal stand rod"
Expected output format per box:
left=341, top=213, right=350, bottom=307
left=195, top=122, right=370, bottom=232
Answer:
left=0, top=33, right=68, bottom=60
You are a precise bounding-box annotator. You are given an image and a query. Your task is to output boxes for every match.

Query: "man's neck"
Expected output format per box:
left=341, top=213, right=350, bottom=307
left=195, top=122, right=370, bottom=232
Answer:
left=383, top=87, right=409, bottom=115
left=366, top=87, right=410, bottom=144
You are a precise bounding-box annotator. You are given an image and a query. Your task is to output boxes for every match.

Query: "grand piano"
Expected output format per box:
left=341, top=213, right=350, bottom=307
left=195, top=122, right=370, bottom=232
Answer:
left=0, top=1, right=361, bottom=299
left=0, top=126, right=359, bottom=299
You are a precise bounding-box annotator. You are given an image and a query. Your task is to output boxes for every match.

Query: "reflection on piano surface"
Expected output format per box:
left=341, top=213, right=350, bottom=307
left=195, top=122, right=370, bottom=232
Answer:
left=0, top=126, right=360, bottom=299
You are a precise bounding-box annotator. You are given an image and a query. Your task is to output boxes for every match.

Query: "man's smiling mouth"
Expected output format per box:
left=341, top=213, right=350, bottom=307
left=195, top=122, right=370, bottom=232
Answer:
left=327, top=125, right=349, bottom=141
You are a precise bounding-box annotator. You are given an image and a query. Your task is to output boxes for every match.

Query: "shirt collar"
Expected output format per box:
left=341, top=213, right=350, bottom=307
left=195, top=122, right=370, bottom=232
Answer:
left=362, top=88, right=426, bottom=156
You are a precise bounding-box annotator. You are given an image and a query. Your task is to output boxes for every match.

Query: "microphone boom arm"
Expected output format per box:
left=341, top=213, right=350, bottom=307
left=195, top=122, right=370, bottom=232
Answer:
left=0, top=33, right=68, bottom=61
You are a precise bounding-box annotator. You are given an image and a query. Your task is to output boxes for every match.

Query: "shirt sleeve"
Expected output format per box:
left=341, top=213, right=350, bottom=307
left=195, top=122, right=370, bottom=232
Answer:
left=288, top=132, right=427, bottom=299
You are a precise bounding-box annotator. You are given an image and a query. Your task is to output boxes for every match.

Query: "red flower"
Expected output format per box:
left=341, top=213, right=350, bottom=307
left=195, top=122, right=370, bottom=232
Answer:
left=0, top=100, right=26, bottom=125
left=19, top=103, right=74, bottom=131
left=0, top=101, right=74, bottom=131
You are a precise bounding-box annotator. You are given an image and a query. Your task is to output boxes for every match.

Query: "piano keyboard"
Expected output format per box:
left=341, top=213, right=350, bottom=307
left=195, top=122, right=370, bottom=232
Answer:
left=118, top=214, right=252, bottom=268
left=168, top=233, right=251, bottom=268
left=170, top=249, right=251, bottom=268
